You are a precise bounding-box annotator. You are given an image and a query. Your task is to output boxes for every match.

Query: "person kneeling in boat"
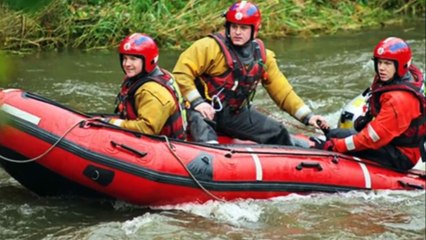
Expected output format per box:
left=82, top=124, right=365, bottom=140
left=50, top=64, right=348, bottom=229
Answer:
left=172, top=1, right=329, bottom=145
left=314, top=37, right=425, bottom=171
left=106, top=33, right=187, bottom=140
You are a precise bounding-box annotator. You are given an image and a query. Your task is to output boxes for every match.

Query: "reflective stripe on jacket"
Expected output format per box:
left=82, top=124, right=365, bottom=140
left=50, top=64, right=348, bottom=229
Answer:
left=172, top=33, right=313, bottom=122
left=368, top=64, right=426, bottom=147
left=334, top=65, right=425, bottom=164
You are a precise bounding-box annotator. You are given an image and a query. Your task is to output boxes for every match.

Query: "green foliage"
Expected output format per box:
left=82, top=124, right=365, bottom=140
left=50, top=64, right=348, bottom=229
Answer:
left=0, top=0, right=424, bottom=52
left=0, top=0, right=53, bottom=12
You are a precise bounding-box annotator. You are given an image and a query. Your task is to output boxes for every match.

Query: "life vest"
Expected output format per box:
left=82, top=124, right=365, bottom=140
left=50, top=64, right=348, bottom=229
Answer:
left=115, top=68, right=186, bottom=140
left=196, top=32, right=267, bottom=111
left=368, top=64, right=425, bottom=147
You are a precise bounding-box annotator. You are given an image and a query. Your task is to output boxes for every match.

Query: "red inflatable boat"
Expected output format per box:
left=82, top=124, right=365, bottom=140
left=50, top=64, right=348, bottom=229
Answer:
left=0, top=88, right=424, bottom=206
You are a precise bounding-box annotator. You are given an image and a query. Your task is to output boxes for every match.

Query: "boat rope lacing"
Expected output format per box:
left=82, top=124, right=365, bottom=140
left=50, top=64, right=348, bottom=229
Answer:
left=0, top=118, right=94, bottom=163
left=162, top=135, right=225, bottom=202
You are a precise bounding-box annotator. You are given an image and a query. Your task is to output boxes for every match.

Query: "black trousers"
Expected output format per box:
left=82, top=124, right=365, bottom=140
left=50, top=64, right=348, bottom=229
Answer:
left=327, top=128, right=414, bottom=171
left=187, top=106, right=292, bottom=146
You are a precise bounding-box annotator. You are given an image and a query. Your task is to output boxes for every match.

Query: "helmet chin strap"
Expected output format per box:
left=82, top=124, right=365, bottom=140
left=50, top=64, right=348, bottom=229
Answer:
left=119, top=54, right=125, bottom=74
left=250, top=26, right=256, bottom=40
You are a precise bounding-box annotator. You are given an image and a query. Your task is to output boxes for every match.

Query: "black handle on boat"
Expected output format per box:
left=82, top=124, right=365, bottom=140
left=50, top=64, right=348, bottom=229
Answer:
left=296, top=162, right=323, bottom=171
left=110, top=141, right=147, bottom=157
left=397, top=180, right=424, bottom=190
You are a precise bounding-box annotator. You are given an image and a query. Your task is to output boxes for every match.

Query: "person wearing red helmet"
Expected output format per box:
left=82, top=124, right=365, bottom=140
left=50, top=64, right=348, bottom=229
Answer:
left=314, top=37, right=425, bottom=170
left=173, top=1, right=328, bottom=145
left=109, top=33, right=187, bottom=139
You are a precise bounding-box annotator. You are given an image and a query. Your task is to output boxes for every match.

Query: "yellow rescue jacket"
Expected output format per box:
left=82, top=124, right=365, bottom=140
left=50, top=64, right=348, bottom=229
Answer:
left=173, top=36, right=313, bottom=122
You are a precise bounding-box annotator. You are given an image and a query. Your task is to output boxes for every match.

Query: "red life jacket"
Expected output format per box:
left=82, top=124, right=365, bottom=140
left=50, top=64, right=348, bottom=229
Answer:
left=196, top=32, right=267, bottom=111
left=368, top=64, right=425, bottom=147
left=115, top=68, right=186, bottom=140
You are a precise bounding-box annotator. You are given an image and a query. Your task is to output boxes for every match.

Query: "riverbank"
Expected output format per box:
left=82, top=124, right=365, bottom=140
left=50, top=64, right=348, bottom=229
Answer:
left=0, top=0, right=425, bottom=53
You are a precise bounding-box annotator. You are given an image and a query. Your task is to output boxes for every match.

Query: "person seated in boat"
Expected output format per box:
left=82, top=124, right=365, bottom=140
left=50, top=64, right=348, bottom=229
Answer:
left=313, top=37, right=425, bottom=171
left=172, top=0, right=329, bottom=145
left=106, top=33, right=187, bottom=140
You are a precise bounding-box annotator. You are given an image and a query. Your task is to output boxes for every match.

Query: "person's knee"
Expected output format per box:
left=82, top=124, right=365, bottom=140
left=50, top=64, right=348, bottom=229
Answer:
left=187, top=112, right=217, bottom=142
left=266, top=127, right=292, bottom=146
left=326, top=128, right=356, bottom=139
left=188, top=110, right=203, bottom=123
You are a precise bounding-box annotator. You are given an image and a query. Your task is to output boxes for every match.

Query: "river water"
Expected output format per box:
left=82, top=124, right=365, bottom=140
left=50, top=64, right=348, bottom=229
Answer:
left=1, top=21, right=425, bottom=239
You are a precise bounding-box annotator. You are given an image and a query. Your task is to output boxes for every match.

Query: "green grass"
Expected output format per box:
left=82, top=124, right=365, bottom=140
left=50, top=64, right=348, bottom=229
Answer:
left=0, top=0, right=424, bottom=53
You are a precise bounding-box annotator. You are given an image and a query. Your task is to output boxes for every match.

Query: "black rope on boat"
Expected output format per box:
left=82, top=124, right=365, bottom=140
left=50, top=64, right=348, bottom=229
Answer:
left=0, top=119, right=88, bottom=163
left=162, top=135, right=225, bottom=202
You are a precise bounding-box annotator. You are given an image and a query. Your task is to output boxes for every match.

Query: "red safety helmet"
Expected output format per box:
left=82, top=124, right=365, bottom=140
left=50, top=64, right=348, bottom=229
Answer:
left=373, top=37, right=412, bottom=78
left=119, top=33, right=159, bottom=73
left=225, top=1, right=261, bottom=38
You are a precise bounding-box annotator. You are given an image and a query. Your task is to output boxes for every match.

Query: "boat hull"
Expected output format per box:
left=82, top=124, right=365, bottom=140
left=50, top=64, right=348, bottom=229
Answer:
left=1, top=89, right=425, bottom=206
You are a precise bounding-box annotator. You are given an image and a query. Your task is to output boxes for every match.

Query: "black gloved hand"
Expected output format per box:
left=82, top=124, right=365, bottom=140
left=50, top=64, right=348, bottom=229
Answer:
left=310, top=136, right=335, bottom=151
left=322, top=140, right=335, bottom=151
left=354, top=111, right=373, bottom=132
left=354, top=116, right=369, bottom=132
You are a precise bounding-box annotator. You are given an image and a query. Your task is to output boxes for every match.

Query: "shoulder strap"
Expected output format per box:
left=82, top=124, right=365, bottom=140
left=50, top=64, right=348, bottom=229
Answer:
left=254, top=38, right=267, bottom=64
left=208, top=33, right=235, bottom=69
